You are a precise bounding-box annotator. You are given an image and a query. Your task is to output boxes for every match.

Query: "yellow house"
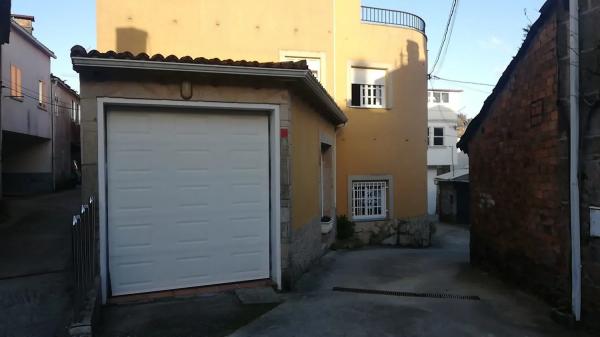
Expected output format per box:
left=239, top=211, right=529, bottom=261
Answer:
left=97, top=0, right=428, bottom=237
left=78, top=0, right=427, bottom=301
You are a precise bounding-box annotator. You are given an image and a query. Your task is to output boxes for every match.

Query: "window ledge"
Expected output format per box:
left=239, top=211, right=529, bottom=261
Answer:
left=9, top=96, right=24, bottom=102
left=352, top=216, right=388, bottom=223
left=38, top=103, right=48, bottom=111
left=347, top=105, right=390, bottom=111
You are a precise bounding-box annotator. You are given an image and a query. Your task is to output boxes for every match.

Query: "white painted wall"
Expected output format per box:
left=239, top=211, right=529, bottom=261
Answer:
left=426, top=90, right=468, bottom=215
left=1, top=24, right=52, bottom=139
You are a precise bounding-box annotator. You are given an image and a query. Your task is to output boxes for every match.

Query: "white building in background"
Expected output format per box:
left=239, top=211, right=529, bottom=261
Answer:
left=426, top=89, right=468, bottom=215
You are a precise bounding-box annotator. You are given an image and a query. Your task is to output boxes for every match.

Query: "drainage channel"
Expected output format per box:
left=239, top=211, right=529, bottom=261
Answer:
left=332, top=287, right=481, bottom=301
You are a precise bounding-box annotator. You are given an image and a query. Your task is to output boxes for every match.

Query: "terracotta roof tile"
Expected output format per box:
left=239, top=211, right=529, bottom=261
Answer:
left=70, top=45, right=309, bottom=70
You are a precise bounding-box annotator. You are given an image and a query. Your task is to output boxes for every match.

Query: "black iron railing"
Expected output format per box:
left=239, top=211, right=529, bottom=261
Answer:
left=361, top=6, right=426, bottom=33
left=71, top=196, right=98, bottom=319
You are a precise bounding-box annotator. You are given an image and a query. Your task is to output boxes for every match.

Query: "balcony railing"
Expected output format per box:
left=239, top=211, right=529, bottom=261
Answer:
left=361, top=6, right=426, bottom=33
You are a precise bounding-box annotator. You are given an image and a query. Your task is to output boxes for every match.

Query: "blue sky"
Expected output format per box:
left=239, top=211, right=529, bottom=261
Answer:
left=13, top=0, right=545, bottom=117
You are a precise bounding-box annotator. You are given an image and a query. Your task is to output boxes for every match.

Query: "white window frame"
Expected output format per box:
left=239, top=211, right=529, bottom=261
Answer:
left=431, top=91, right=450, bottom=104
left=38, top=80, right=46, bottom=109
left=349, top=65, right=388, bottom=109
left=348, top=175, right=393, bottom=221
left=279, top=50, right=326, bottom=86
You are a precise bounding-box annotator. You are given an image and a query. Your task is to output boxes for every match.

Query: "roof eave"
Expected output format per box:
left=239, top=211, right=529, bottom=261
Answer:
left=71, top=57, right=347, bottom=124
left=11, top=20, right=56, bottom=58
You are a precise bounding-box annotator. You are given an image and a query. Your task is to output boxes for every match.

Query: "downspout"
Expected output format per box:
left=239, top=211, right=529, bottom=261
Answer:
left=568, top=0, right=581, bottom=322
left=50, top=78, right=55, bottom=191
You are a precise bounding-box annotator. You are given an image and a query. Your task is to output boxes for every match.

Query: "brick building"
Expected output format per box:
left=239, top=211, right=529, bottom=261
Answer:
left=458, top=0, right=600, bottom=329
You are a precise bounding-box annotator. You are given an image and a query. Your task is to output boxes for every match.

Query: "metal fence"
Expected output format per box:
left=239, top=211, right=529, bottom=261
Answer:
left=71, top=196, right=98, bottom=315
left=361, top=6, right=426, bottom=33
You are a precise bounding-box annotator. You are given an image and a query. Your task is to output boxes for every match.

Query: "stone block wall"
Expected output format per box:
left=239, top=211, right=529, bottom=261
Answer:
left=468, top=7, right=572, bottom=308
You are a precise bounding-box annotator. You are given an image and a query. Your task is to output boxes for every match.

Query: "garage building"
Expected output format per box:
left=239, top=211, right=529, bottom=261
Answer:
left=71, top=46, right=347, bottom=303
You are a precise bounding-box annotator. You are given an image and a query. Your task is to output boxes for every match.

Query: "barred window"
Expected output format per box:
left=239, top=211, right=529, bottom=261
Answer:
left=352, top=181, right=388, bottom=220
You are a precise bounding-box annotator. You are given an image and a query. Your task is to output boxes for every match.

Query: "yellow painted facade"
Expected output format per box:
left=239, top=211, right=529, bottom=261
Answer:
left=97, top=0, right=428, bottom=220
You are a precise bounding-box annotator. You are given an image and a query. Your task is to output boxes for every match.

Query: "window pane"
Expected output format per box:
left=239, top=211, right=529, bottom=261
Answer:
left=38, top=81, right=43, bottom=104
left=434, top=128, right=444, bottom=136
left=433, top=92, right=441, bottom=103
left=442, top=92, right=449, bottom=103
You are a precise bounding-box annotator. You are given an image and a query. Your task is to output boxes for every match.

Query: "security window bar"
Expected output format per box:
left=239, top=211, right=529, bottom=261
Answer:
left=352, top=84, right=385, bottom=108
left=352, top=181, right=387, bottom=220
left=433, top=127, right=444, bottom=146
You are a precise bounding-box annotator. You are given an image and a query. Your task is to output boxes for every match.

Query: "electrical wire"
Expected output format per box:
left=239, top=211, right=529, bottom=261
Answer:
left=2, top=80, right=77, bottom=107
left=1, top=85, right=79, bottom=111
left=429, top=0, right=460, bottom=76
left=434, top=0, right=460, bottom=75
left=431, top=75, right=495, bottom=87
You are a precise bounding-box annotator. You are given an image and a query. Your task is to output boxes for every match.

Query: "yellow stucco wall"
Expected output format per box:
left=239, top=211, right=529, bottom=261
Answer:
left=96, top=0, right=334, bottom=93
left=96, top=0, right=428, bottom=219
left=334, top=3, right=428, bottom=218
left=289, top=96, right=336, bottom=230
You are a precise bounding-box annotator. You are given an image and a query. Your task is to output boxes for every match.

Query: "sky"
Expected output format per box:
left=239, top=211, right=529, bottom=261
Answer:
left=12, top=0, right=546, bottom=117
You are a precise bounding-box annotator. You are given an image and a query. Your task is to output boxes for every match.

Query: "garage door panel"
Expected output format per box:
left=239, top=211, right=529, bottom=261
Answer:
left=107, top=110, right=270, bottom=296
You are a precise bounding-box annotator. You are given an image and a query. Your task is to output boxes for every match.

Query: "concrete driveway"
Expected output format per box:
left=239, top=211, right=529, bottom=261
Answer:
left=229, top=224, right=590, bottom=337
left=0, top=189, right=81, bottom=337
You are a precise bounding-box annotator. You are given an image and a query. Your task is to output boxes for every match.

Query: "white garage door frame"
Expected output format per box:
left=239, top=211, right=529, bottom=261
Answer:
left=96, top=97, right=281, bottom=304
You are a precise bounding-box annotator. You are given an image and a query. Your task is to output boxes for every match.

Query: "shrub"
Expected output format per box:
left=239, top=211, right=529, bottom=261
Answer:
left=336, top=215, right=355, bottom=240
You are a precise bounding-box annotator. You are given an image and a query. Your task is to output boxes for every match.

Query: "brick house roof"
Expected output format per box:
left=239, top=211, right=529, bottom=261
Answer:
left=457, top=0, right=556, bottom=153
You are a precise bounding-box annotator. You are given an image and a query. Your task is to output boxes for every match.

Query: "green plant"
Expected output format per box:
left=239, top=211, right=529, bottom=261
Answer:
left=336, top=215, right=355, bottom=240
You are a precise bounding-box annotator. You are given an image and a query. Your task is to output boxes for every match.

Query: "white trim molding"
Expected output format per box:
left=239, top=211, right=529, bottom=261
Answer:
left=96, top=97, right=281, bottom=304
left=279, top=50, right=327, bottom=88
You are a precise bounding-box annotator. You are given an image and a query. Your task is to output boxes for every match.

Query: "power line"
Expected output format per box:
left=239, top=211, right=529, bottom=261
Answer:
left=1, top=85, right=79, bottom=111
left=429, top=0, right=460, bottom=76
left=2, top=78, right=76, bottom=106
left=431, top=75, right=495, bottom=87
left=435, top=0, right=460, bottom=75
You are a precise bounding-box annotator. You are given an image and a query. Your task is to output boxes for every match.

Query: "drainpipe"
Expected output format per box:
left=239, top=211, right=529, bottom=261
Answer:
left=50, top=78, right=55, bottom=191
left=568, top=0, right=581, bottom=322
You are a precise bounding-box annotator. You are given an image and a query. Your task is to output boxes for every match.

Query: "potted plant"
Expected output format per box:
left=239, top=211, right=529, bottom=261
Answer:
left=321, top=215, right=334, bottom=234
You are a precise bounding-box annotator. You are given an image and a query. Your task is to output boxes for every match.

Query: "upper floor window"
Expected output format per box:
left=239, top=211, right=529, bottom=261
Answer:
left=38, top=81, right=47, bottom=109
left=10, top=64, right=22, bottom=101
left=429, top=91, right=450, bottom=104
left=433, top=127, right=444, bottom=146
left=350, top=67, right=386, bottom=108
left=283, top=55, right=322, bottom=83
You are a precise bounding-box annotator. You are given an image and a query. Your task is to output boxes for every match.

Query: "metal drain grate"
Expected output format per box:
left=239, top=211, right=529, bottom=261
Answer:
left=332, top=287, right=481, bottom=301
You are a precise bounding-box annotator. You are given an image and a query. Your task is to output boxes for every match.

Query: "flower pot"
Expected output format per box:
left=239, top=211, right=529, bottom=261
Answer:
left=321, top=218, right=334, bottom=234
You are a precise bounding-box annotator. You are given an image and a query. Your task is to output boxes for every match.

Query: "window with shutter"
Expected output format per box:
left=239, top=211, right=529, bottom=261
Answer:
left=350, top=67, right=387, bottom=108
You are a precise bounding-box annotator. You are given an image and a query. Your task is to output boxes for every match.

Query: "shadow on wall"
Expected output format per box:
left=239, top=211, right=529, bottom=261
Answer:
left=116, top=27, right=148, bottom=54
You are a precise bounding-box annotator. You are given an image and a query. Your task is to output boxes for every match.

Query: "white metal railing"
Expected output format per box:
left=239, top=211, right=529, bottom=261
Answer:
left=352, top=181, right=388, bottom=220
left=360, top=84, right=385, bottom=108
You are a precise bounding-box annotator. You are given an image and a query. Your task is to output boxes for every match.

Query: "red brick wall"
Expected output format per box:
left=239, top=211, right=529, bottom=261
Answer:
left=468, top=10, right=571, bottom=307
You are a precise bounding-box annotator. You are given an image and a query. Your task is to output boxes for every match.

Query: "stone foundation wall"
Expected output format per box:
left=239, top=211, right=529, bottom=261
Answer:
left=353, top=217, right=434, bottom=248
left=283, top=217, right=323, bottom=289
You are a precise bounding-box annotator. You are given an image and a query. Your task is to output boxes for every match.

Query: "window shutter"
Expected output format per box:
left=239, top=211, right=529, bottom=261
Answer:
left=351, top=83, right=361, bottom=107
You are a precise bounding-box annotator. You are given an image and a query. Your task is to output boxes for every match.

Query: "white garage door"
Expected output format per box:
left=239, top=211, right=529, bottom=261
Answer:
left=106, top=109, right=271, bottom=296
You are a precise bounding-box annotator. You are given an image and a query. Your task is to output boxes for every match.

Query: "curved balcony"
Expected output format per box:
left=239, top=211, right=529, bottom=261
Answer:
left=361, top=6, right=426, bottom=34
